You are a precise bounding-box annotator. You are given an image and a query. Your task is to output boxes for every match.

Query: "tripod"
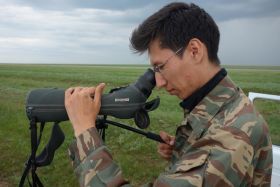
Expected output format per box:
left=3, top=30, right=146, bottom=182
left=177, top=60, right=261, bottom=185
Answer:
left=19, top=115, right=163, bottom=187
left=96, top=116, right=164, bottom=143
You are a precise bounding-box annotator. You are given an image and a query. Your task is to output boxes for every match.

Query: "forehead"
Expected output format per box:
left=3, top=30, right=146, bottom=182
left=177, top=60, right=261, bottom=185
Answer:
left=148, top=40, right=173, bottom=66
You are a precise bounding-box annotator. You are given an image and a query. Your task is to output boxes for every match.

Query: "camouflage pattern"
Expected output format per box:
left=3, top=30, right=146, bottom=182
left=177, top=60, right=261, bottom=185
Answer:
left=68, top=75, right=272, bottom=187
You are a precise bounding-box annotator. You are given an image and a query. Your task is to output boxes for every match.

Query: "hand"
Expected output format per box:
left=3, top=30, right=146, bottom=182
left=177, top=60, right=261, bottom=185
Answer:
left=157, top=131, right=175, bottom=161
left=65, top=83, right=106, bottom=137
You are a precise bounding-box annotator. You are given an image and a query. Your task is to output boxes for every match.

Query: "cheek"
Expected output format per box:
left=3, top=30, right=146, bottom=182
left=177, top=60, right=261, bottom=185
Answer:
left=173, top=72, right=193, bottom=92
left=180, top=75, right=198, bottom=98
left=165, top=61, right=188, bottom=88
left=168, top=68, right=186, bottom=86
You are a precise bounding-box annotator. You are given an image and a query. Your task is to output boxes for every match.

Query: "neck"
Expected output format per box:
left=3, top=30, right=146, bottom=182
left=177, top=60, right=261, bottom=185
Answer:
left=180, top=68, right=227, bottom=112
left=197, top=62, right=221, bottom=88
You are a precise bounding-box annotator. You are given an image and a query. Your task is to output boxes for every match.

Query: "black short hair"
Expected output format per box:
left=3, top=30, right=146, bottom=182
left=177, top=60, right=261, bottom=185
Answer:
left=130, top=2, right=220, bottom=64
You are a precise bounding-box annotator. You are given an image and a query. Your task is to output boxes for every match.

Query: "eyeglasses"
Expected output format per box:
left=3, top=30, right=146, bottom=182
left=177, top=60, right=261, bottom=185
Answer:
left=153, top=47, right=183, bottom=73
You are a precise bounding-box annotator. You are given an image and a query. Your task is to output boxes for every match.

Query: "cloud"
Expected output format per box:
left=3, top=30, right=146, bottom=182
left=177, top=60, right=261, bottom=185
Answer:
left=197, top=0, right=280, bottom=21
left=219, top=15, right=280, bottom=65
left=0, top=37, right=46, bottom=47
left=0, top=0, right=169, bottom=11
left=0, top=1, right=279, bottom=65
left=0, top=4, right=148, bottom=64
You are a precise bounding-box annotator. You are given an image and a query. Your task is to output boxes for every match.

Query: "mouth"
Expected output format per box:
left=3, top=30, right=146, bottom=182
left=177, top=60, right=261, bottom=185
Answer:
left=167, top=89, right=176, bottom=95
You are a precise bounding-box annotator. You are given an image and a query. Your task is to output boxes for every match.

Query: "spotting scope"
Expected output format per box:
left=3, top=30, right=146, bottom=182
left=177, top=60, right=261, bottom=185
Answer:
left=25, top=69, right=159, bottom=128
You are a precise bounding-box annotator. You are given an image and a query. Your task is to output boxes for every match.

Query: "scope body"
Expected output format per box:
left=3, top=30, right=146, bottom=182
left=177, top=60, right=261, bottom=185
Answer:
left=26, top=69, right=155, bottom=123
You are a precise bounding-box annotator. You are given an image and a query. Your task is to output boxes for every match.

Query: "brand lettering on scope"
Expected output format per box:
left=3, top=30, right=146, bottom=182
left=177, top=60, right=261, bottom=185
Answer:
left=115, top=98, right=130, bottom=102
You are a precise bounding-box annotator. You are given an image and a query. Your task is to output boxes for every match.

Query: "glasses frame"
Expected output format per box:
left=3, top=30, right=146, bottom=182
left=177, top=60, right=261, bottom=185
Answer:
left=153, top=47, right=183, bottom=73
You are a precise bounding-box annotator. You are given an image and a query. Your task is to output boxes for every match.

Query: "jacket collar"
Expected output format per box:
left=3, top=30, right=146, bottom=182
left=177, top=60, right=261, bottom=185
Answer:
left=180, top=68, right=227, bottom=112
left=182, top=75, right=239, bottom=139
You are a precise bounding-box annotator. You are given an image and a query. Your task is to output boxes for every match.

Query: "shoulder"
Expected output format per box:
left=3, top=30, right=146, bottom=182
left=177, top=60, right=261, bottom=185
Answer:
left=221, top=90, right=271, bottom=150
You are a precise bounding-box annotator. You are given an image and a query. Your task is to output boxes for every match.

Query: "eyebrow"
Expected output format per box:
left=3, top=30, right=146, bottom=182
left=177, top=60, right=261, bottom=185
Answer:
left=151, top=61, right=160, bottom=66
left=150, top=59, right=165, bottom=66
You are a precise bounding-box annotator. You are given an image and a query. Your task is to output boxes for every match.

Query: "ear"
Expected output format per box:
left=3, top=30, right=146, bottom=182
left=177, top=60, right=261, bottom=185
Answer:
left=186, top=38, right=204, bottom=64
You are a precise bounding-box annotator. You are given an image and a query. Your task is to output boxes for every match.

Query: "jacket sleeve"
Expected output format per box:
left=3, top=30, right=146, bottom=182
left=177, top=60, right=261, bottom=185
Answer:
left=68, top=127, right=131, bottom=187
left=68, top=127, right=208, bottom=187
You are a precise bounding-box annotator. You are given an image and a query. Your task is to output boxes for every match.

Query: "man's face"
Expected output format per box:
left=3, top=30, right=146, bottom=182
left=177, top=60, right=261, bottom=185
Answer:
left=149, top=39, right=198, bottom=100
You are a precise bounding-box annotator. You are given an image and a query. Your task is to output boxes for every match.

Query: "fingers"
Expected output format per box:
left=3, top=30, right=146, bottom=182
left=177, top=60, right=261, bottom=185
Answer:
left=84, top=87, right=95, bottom=99
left=65, top=84, right=105, bottom=101
left=157, top=143, right=173, bottom=160
left=64, top=84, right=105, bottom=137
left=158, top=144, right=173, bottom=154
left=65, top=87, right=74, bottom=97
left=157, top=131, right=175, bottom=160
left=65, top=87, right=76, bottom=108
left=93, top=83, right=106, bottom=103
left=159, top=131, right=175, bottom=145
left=65, top=87, right=83, bottom=97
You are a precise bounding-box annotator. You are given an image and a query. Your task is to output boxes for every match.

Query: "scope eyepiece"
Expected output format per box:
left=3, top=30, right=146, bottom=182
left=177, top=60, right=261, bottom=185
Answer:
left=134, top=68, right=155, bottom=98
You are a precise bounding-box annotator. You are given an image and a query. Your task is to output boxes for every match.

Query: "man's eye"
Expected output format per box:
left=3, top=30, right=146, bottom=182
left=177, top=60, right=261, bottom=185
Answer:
left=159, top=64, right=164, bottom=70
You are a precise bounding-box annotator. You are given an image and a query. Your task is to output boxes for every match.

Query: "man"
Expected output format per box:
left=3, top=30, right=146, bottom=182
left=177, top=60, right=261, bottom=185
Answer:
left=65, top=2, right=272, bottom=187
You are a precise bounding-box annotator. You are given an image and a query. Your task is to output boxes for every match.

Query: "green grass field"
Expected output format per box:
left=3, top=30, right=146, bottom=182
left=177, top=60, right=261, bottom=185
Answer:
left=0, top=64, right=279, bottom=186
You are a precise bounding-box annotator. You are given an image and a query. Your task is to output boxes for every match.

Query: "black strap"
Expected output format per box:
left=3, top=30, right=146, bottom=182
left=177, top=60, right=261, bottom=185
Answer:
left=20, top=121, right=65, bottom=187
left=19, top=157, right=32, bottom=187
left=19, top=120, right=44, bottom=187
left=34, top=172, right=44, bottom=187
left=37, top=122, right=45, bottom=146
left=27, top=175, right=32, bottom=187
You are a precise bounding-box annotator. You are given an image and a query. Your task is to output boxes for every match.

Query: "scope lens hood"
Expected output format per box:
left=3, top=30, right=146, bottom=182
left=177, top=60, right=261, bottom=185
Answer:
left=26, top=88, right=68, bottom=122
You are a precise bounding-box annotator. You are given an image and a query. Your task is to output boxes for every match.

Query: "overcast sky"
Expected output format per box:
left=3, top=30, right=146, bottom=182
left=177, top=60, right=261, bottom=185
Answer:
left=0, top=0, right=279, bottom=65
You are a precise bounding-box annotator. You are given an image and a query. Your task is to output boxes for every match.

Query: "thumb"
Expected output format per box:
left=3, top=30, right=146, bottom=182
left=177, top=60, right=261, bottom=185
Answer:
left=94, top=83, right=106, bottom=103
left=159, top=131, right=174, bottom=145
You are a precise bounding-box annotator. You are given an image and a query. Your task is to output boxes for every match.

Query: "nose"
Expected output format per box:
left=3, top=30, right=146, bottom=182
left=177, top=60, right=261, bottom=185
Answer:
left=155, top=73, right=167, bottom=89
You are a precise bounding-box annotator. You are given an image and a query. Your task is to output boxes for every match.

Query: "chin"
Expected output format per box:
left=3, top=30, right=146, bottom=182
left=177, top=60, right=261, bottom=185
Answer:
left=177, top=95, right=185, bottom=100
left=168, top=90, right=184, bottom=99
left=171, top=92, right=183, bottom=100
left=178, top=93, right=189, bottom=100
left=168, top=91, right=178, bottom=97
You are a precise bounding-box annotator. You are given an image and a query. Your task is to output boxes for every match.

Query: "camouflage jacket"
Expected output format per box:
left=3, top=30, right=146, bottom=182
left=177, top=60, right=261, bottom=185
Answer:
left=68, top=76, right=272, bottom=187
